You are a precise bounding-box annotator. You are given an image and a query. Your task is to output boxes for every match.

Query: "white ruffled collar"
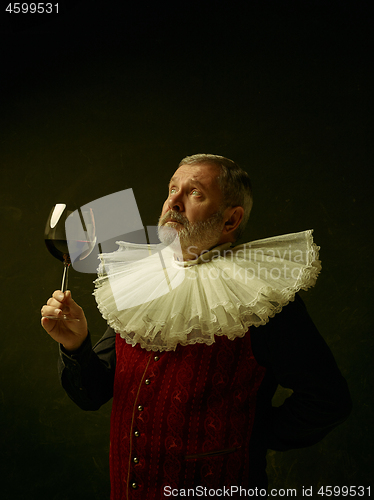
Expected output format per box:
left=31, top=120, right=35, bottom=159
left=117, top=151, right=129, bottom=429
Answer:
left=93, top=230, right=321, bottom=351
left=173, top=242, right=232, bottom=267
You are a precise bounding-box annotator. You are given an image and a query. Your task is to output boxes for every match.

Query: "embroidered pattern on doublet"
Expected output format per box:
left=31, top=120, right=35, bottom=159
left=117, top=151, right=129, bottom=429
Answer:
left=110, top=332, right=266, bottom=499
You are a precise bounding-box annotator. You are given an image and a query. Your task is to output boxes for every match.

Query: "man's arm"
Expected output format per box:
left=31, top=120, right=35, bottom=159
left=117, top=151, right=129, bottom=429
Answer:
left=58, top=327, right=116, bottom=411
left=41, top=290, right=116, bottom=411
left=251, top=294, right=352, bottom=451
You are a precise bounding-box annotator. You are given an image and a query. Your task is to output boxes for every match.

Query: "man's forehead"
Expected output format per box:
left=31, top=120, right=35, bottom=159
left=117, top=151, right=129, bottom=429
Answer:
left=169, top=163, right=220, bottom=186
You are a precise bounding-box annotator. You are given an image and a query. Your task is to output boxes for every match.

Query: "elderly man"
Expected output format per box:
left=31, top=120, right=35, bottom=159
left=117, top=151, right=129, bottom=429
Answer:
left=41, top=154, right=351, bottom=499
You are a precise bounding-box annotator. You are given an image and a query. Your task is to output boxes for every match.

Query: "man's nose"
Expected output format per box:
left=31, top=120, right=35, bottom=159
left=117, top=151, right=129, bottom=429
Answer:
left=168, top=193, right=184, bottom=212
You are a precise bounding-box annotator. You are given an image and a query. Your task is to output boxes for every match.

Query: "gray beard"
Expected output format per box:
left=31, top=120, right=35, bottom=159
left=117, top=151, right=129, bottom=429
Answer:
left=158, top=209, right=224, bottom=257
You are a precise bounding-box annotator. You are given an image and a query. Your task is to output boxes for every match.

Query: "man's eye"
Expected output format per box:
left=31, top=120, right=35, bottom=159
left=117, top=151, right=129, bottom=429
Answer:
left=191, top=190, right=200, bottom=196
left=169, top=187, right=177, bottom=195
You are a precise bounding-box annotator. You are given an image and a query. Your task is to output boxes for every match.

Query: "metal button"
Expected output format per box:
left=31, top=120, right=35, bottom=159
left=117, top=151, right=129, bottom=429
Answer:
left=133, top=457, right=139, bottom=464
left=131, top=482, right=138, bottom=489
left=145, top=379, right=151, bottom=385
left=138, top=405, right=144, bottom=411
left=154, top=356, right=160, bottom=361
left=134, top=430, right=140, bottom=437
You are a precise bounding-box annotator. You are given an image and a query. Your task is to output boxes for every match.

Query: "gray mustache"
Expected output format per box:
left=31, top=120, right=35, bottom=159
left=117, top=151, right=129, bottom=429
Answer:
left=159, top=211, right=189, bottom=226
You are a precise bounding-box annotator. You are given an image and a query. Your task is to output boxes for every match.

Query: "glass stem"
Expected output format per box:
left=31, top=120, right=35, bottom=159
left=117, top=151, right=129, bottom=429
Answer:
left=61, top=257, right=70, bottom=292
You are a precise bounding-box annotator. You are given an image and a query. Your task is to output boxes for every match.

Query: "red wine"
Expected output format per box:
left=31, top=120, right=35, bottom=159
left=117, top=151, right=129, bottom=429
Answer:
left=45, top=238, right=95, bottom=263
left=45, top=239, right=70, bottom=263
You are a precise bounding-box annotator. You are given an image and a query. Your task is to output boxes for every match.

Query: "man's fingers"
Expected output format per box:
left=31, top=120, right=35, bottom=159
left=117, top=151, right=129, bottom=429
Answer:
left=41, top=314, right=59, bottom=333
left=41, top=305, right=62, bottom=317
left=61, top=291, right=84, bottom=318
left=41, top=291, right=88, bottom=351
left=41, top=291, right=80, bottom=321
left=52, top=290, right=65, bottom=301
left=46, top=291, right=78, bottom=316
left=46, top=297, right=63, bottom=309
left=51, top=290, right=75, bottom=309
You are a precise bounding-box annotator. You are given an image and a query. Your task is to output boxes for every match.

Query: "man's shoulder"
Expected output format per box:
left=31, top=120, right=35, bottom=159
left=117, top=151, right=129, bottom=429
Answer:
left=249, top=293, right=318, bottom=365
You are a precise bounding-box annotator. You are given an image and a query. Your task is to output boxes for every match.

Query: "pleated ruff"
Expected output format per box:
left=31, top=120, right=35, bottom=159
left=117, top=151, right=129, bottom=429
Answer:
left=94, top=230, right=321, bottom=351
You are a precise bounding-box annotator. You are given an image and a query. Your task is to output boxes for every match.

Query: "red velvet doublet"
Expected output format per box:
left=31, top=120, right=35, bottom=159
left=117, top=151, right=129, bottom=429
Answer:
left=110, top=332, right=266, bottom=500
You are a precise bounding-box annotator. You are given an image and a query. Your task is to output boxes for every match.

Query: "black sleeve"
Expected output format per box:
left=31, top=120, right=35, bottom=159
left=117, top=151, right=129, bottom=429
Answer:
left=251, top=294, right=352, bottom=451
left=58, top=327, right=116, bottom=411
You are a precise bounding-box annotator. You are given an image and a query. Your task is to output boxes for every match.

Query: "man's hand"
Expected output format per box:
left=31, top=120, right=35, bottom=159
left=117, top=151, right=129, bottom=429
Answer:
left=41, top=290, right=88, bottom=352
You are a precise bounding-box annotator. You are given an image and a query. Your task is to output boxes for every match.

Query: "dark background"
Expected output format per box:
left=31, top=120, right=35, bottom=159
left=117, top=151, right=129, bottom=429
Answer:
left=0, top=1, right=372, bottom=498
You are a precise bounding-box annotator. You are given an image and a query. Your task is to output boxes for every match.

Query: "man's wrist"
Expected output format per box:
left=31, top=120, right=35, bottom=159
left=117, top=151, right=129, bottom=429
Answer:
left=61, top=333, right=90, bottom=356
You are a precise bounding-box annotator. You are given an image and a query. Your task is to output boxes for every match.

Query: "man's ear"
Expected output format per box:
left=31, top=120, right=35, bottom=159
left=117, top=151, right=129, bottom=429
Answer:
left=223, top=206, right=244, bottom=236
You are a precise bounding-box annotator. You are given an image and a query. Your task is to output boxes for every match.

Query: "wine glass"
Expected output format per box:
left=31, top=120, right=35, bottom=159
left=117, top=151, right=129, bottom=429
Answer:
left=44, top=203, right=96, bottom=320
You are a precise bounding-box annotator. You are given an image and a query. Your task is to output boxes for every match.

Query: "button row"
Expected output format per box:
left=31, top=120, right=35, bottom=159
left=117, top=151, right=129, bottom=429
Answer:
left=129, top=354, right=161, bottom=493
